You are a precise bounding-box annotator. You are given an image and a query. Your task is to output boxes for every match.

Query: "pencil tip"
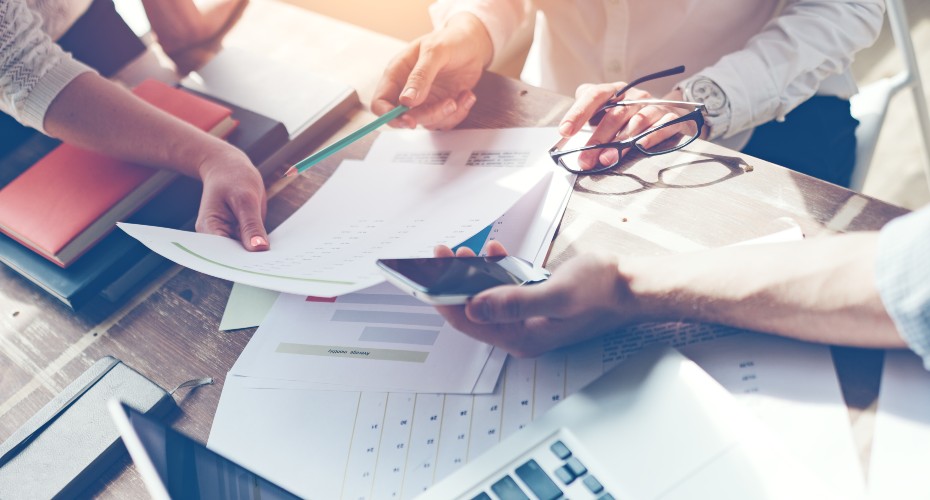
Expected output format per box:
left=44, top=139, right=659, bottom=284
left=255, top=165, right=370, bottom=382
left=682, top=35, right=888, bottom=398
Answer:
left=284, top=166, right=297, bottom=177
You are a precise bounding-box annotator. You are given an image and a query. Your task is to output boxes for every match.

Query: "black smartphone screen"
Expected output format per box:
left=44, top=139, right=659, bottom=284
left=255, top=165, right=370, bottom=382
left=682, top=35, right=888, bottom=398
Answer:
left=377, top=256, right=532, bottom=296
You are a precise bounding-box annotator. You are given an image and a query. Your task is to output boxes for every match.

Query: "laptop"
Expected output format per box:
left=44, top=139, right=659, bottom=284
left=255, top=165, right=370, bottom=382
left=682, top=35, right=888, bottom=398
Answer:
left=420, top=346, right=839, bottom=500
left=108, top=400, right=300, bottom=500
left=111, top=346, right=836, bottom=500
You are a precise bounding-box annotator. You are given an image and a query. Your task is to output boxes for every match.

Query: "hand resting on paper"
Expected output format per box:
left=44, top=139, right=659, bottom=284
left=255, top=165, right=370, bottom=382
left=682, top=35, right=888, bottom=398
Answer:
left=430, top=232, right=907, bottom=358
left=195, top=148, right=269, bottom=251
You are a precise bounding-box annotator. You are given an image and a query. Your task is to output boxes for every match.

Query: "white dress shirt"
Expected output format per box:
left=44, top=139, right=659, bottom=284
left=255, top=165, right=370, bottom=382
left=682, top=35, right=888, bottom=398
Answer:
left=430, top=0, right=884, bottom=147
left=877, top=205, right=930, bottom=370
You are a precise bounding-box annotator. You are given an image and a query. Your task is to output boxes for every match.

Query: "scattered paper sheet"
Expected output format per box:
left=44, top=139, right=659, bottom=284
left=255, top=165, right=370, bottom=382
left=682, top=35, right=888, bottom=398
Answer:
left=210, top=328, right=863, bottom=499
left=682, top=333, right=865, bottom=498
left=239, top=344, right=509, bottom=395
left=868, top=350, right=930, bottom=500
left=228, top=283, right=496, bottom=394
left=221, top=134, right=575, bottom=392
left=217, top=163, right=575, bottom=331
left=218, top=284, right=280, bottom=331
left=121, top=128, right=560, bottom=297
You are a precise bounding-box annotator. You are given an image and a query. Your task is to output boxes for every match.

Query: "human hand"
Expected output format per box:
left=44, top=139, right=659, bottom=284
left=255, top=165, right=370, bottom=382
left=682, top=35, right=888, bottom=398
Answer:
left=559, top=85, right=704, bottom=170
left=195, top=147, right=270, bottom=251
left=433, top=244, right=637, bottom=357
left=371, top=13, right=492, bottom=130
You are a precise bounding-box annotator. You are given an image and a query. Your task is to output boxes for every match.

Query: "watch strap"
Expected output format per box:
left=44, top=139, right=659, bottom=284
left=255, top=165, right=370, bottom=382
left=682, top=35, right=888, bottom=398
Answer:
left=680, top=76, right=732, bottom=140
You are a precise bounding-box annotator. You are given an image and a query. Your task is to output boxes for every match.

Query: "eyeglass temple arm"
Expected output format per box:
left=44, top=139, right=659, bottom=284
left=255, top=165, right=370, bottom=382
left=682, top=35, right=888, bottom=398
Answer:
left=612, top=65, right=686, bottom=99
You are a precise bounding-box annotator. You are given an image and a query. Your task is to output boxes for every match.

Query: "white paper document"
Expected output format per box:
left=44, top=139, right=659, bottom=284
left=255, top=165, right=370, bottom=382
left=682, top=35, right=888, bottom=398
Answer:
left=217, top=159, right=575, bottom=330
left=681, top=334, right=865, bottom=498
left=868, top=350, right=930, bottom=500
left=121, top=127, right=559, bottom=297
left=210, top=327, right=863, bottom=499
left=226, top=162, right=575, bottom=393
left=229, top=283, right=495, bottom=394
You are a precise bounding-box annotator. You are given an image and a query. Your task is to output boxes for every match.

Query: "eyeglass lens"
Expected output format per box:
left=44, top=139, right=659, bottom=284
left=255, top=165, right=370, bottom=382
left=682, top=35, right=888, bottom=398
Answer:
left=557, top=118, right=701, bottom=174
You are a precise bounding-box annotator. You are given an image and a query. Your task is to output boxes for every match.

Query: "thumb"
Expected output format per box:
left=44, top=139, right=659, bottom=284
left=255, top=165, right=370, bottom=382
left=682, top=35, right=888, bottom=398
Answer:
left=466, top=282, right=565, bottom=324
left=399, top=44, right=446, bottom=107
left=233, top=198, right=270, bottom=252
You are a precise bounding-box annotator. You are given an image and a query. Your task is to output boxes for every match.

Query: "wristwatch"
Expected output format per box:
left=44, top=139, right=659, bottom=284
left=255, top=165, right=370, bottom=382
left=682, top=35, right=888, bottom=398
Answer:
left=681, top=77, right=731, bottom=140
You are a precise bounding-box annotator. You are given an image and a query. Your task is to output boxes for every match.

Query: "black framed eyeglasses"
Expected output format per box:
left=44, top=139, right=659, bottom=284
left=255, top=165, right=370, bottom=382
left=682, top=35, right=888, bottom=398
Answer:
left=549, top=66, right=707, bottom=175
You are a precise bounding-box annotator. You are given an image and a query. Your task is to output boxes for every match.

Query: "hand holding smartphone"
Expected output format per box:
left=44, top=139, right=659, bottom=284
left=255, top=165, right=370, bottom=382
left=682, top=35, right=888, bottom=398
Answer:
left=376, top=256, right=551, bottom=305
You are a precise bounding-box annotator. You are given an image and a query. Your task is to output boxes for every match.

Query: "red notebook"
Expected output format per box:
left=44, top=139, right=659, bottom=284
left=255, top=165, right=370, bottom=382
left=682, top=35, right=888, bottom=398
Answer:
left=0, top=79, right=237, bottom=268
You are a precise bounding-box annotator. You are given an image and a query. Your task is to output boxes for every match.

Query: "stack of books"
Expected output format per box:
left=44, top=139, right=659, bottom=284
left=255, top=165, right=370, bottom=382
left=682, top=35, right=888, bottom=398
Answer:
left=0, top=50, right=357, bottom=310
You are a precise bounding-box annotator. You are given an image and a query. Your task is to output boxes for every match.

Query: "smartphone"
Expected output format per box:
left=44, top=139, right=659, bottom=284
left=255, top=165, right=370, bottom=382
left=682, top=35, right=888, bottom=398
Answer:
left=376, top=256, right=551, bottom=305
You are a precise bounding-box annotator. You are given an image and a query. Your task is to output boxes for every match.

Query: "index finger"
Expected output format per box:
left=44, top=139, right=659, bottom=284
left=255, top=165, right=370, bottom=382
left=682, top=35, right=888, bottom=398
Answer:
left=558, top=83, right=617, bottom=137
left=373, top=47, right=420, bottom=128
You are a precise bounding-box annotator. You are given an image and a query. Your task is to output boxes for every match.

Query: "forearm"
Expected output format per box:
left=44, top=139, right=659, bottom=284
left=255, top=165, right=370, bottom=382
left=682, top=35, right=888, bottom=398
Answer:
left=42, top=72, right=238, bottom=179
left=623, top=232, right=904, bottom=348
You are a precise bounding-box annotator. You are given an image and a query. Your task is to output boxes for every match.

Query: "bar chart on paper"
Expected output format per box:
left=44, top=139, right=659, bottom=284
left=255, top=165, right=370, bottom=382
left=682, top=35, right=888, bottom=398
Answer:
left=228, top=283, right=499, bottom=394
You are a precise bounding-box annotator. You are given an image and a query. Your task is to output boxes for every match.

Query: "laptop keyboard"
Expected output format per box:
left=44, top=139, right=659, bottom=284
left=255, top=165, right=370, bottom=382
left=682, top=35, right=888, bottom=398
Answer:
left=469, top=439, right=616, bottom=500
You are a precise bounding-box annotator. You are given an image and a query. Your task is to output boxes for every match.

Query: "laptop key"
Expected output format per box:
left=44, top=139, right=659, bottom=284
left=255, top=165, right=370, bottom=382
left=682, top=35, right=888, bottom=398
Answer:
left=565, top=456, right=587, bottom=477
left=491, top=475, right=531, bottom=500
left=583, top=475, right=604, bottom=494
left=514, top=459, right=563, bottom=500
left=550, top=440, right=572, bottom=460
left=554, top=465, right=575, bottom=485
left=471, top=493, right=492, bottom=500
left=597, top=494, right=615, bottom=500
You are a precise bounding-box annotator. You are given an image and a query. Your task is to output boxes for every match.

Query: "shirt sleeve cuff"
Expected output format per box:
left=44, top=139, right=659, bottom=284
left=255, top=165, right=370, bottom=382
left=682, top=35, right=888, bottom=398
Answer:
left=876, top=208, right=930, bottom=370
left=429, top=0, right=524, bottom=64
left=20, top=56, right=96, bottom=135
left=680, top=53, right=781, bottom=141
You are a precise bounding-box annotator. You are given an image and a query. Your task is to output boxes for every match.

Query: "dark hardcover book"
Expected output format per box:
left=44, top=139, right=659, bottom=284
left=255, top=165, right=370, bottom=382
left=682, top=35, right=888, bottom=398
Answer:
left=0, top=178, right=199, bottom=309
left=185, top=89, right=289, bottom=175
left=0, top=94, right=287, bottom=310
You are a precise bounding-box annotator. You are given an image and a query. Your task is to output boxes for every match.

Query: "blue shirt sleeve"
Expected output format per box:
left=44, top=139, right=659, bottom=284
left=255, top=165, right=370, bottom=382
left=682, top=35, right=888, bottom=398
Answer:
left=876, top=205, right=930, bottom=369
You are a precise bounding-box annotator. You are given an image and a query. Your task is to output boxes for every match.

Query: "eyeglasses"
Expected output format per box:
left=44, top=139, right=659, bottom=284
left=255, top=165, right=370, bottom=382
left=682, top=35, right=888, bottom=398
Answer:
left=549, top=66, right=706, bottom=175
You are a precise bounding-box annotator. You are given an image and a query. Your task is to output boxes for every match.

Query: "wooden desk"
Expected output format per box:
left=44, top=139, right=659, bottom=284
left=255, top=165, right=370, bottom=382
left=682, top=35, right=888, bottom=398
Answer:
left=0, top=0, right=908, bottom=496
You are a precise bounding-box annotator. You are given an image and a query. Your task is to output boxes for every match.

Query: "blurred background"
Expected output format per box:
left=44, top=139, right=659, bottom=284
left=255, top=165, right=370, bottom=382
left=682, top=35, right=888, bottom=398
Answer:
left=282, top=0, right=930, bottom=210
left=112, top=0, right=930, bottom=210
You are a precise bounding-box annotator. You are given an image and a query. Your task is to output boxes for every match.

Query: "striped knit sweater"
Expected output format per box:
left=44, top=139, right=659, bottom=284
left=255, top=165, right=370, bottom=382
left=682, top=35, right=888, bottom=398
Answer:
left=0, top=0, right=94, bottom=134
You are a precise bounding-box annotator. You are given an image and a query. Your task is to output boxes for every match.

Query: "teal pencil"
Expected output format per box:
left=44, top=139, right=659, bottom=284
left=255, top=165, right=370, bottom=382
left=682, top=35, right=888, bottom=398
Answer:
left=284, top=105, right=410, bottom=177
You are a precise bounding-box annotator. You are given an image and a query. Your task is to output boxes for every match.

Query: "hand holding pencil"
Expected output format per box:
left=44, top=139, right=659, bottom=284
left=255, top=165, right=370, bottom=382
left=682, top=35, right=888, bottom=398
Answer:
left=288, top=13, right=490, bottom=179
left=369, top=13, right=488, bottom=130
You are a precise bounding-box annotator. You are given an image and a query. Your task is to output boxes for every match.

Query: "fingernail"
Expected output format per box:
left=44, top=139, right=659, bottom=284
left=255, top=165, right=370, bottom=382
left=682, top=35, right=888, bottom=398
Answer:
left=443, top=100, right=457, bottom=116
left=559, top=121, right=573, bottom=137
left=464, top=94, right=477, bottom=110
left=401, top=87, right=418, bottom=101
left=600, top=149, right=618, bottom=166
left=251, top=236, right=268, bottom=248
